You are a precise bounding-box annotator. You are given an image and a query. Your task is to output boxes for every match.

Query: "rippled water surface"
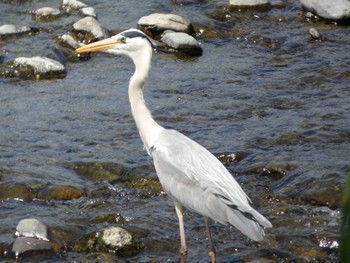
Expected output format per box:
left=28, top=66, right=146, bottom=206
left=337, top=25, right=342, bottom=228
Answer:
left=0, top=0, right=349, bottom=262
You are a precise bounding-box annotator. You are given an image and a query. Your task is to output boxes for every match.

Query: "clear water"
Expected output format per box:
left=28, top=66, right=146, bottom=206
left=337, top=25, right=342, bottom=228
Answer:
left=0, top=0, right=348, bottom=261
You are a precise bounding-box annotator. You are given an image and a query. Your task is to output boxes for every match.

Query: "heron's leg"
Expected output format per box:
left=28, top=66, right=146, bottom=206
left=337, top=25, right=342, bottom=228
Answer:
left=204, top=217, right=216, bottom=263
left=175, top=202, right=187, bottom=263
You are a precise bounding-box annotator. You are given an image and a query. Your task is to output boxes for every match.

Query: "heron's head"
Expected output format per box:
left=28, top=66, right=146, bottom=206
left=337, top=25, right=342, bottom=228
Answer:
left=76, top=29, right=155, bottom=58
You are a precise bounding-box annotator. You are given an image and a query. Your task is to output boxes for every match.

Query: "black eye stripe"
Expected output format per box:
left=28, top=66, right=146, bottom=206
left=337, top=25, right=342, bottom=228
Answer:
left=120, top=30, right=155, bottom=48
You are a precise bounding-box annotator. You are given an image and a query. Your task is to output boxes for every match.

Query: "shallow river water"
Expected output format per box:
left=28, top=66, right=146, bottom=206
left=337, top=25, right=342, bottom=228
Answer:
left=0, top=0, right=349, bottom=262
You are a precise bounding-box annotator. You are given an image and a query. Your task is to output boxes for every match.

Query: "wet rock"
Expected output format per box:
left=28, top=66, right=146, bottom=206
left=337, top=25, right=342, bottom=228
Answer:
left=161, top=31, right=203, bottom=56
left=32, top=7, right=61, bottom=21
left=15, top=219, right=48, bottom=241
left=98, top=227, right=132, bottom=250
left=91, top=213, right=128, bottom=224
left=54, top=34, right=87, bottom=62
left=37, top=185, right=85, bottom=200
left=229, top=0, right=270, bottom=6
left=80, top=7, right=97, bottom=18
left=300, top=0, right=350, bottom=20
left=72, top=16, right=108, bottom=42
left=65, top=162, right=126, bottom=182
left=57, top=34, right=80, bottom=49
left=12, top=219, right=54, bottom=260
left=75, top=227, right=140, bottom=255
left=1, top=56, right=66, bottom=80
left=254, top=163, right=297, bottom=180
left=309, top=27, right=327, bottom=42
left=138, top=13, right=195, bottom=37
left=0, top=181, right=35, bottom=201
left=287, top=173, right=344, bottom=209
left=61, top=0, right=88, bottom=13
left=120, top=175, right=163, bottom=198
left=216, top=151, right=249, bottom=163
left=12, top=237, right=53, bottom=259
left=0, top=24, right=39, bottom=38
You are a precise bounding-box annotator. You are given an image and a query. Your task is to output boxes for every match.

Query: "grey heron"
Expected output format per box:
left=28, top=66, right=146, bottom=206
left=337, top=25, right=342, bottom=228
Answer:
left=76, top=29, right=272, bottom=263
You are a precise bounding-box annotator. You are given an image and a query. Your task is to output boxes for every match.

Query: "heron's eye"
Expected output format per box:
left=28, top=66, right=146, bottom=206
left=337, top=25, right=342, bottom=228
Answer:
left=120, top=37, right=126, bottom=43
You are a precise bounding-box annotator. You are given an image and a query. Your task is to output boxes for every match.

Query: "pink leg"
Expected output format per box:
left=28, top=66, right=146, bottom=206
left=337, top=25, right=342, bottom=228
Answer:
left=175, top=203, right=187, bottom=263
left=204, top=217, right=216, bottom=263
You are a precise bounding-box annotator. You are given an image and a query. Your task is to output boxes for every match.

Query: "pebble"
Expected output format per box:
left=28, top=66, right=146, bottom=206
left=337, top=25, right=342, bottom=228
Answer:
left=72, top=16, right=108, bottom=40
left=15, top=218, right=49, bottom=241
left=138, top=13, right=194, bottom=36
left=309, top=27, right=326, bottom=41
left=300, top=0, right=350, bottom=20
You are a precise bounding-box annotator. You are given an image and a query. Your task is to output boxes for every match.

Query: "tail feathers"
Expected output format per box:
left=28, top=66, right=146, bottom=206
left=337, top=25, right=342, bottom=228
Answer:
left=227, top=207, right=272, bottom=241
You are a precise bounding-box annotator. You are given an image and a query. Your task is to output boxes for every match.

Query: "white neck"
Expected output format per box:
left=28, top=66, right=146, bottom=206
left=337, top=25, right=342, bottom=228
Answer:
left=128, top=47, right=164, bottom=155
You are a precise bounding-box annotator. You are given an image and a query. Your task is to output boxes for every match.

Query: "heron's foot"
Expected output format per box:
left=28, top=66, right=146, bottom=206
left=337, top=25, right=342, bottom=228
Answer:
left=209, top=250, right=216, bottom=263
left=180, top=249, right=187, bottom=263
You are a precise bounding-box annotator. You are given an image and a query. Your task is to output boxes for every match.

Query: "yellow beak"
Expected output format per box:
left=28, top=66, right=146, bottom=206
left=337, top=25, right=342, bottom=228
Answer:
left=76, top=37, right=118, bottom=53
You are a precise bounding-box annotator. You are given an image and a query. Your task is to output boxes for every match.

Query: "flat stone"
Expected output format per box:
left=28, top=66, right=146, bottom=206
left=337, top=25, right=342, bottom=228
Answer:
left=162, top=31, right=200, bottom=49
left=229, top=0, right=270, bottom=6
left=161, top=31, right=203, bottom=56
left=34, top=7, right=60, bottom=17
left=300, top=0, right=350, bottom=20
left=0, top=24, right=32, bottom=35
left=138, top=13, right=193, bottom=34
left=13, top=56, right=65, bottom=74
left=15, top=218, right=48, bottom=241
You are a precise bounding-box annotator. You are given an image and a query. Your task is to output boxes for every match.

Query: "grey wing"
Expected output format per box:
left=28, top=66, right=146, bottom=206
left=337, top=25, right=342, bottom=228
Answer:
left=151, top=129, right=272, bottom=241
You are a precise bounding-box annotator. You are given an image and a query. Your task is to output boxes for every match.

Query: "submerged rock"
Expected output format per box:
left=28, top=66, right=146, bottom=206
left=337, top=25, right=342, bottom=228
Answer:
left=0, top=181, right=35, bottom=201
left=300, top=0, right=350, bottom=20
left=138, top=13, right=195, bottom=36
left=37, top=185, right=85, bottom=200
left=15, top=219, right=48, bottom=241
left=65, top=162, right=126, bottom=182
